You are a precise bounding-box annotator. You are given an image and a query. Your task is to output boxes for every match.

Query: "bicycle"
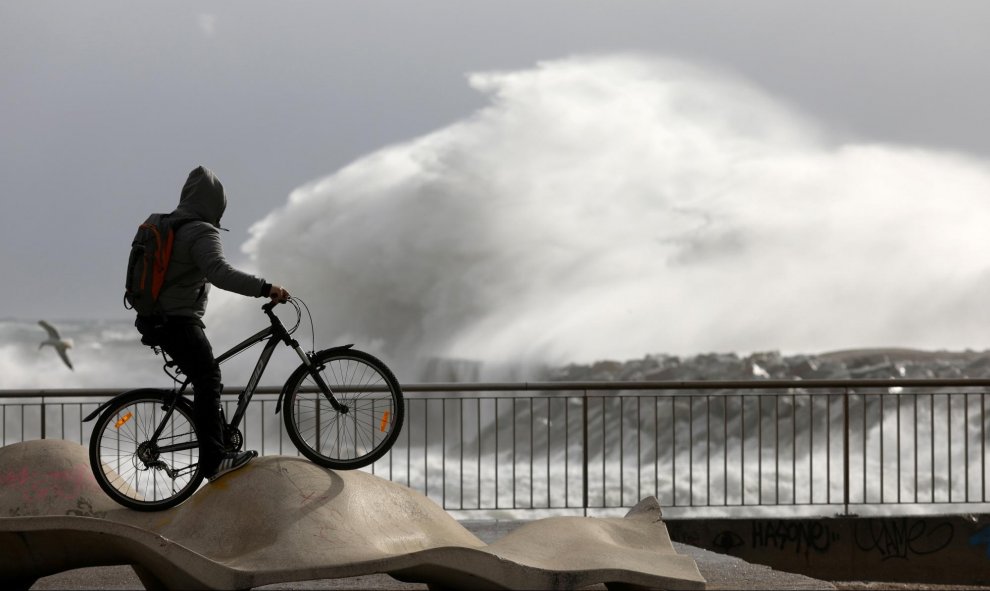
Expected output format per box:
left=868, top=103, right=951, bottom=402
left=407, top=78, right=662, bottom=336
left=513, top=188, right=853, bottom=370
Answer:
left=83, top=298, right=404, bottom=511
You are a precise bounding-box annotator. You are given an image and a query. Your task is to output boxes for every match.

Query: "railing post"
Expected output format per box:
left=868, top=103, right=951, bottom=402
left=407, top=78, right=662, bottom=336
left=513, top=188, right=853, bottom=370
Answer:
left=40, top=395, right=46, bottom=440
left=843, top=387, right=850, bottom=516
left=582, top=389, right=589, bottom=517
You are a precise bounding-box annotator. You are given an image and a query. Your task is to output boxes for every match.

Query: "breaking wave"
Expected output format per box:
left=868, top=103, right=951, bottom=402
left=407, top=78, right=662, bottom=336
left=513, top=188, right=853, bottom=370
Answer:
left=220, top=53, right=990, bottom=379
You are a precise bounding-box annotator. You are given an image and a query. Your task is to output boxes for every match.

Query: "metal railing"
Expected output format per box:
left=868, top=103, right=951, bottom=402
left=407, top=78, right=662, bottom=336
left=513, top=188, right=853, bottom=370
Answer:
left=3, top=379, right=989, bottom=518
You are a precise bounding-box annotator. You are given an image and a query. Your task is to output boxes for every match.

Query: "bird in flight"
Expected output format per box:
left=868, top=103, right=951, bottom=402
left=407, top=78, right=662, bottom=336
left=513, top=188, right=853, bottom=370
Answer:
left=38, top=320, right=74, bottom=370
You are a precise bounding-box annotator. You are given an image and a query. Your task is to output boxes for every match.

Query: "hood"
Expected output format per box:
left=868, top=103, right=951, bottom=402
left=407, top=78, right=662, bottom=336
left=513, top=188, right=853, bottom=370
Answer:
left=174, top=166, right=227, bottom=227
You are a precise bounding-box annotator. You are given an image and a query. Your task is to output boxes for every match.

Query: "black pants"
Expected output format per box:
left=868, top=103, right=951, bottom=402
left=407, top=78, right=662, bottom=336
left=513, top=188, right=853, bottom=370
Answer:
left=136, top=316, right=225, bottom=474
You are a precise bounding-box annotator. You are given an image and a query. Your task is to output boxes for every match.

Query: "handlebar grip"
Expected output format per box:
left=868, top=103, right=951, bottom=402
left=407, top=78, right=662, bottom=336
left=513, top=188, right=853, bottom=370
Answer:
left=262, top=297, right=290, bottom=313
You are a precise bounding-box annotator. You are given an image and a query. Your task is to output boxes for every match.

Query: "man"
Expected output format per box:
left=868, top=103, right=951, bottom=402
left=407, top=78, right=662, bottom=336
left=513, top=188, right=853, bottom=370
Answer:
left=136, top=166, right=290, bottom=481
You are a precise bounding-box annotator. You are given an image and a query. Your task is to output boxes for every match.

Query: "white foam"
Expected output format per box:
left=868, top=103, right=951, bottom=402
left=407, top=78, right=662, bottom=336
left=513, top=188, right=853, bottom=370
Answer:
left=218, top=54, right=990, bottom=378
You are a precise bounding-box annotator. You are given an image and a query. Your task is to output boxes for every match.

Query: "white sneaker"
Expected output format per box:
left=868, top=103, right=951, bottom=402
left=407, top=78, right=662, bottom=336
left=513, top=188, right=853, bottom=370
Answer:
left=208, top=450, right=257, bottom=482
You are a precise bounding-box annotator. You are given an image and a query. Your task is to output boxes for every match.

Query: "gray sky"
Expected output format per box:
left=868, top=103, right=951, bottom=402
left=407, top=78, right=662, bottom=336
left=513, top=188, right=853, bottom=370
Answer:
left=3, top=0, right=990, bottom=322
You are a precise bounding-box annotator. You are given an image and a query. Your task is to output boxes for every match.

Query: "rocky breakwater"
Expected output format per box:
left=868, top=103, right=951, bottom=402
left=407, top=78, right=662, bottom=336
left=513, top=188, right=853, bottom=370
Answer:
left=546, top=348, right=990, bottom=382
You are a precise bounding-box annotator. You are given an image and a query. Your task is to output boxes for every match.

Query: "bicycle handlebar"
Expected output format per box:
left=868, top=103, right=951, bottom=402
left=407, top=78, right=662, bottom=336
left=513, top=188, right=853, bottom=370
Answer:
left=262, top=296, right=290, bottom=313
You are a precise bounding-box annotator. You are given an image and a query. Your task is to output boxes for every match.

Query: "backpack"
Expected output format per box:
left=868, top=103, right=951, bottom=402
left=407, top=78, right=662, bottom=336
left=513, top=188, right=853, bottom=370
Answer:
left=124, top=213, right=190, bottom=316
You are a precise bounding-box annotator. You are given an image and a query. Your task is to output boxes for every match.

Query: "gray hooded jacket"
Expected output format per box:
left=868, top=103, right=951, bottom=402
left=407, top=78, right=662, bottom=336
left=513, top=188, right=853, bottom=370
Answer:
left=157, top=166, right=270, bottom=320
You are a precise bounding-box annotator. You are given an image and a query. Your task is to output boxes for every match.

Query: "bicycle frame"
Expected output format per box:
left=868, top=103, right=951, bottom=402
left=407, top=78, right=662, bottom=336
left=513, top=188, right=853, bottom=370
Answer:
left=215, top=323, right=281, bottom=431
left=84, top=301, right=347, bottom=455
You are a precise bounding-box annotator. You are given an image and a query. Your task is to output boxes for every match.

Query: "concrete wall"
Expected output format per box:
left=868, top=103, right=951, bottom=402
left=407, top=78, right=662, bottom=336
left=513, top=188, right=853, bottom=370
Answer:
left=666, top=514, right=990, bottom=585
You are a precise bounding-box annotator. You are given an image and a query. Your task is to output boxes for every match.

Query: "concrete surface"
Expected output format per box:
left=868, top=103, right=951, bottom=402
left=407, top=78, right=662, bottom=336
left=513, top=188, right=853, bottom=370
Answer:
left=2, top=439, right=708, bottom=590
left=23, top=521, right=837, bottom=590
left=27, top=528, right=838, bottom=590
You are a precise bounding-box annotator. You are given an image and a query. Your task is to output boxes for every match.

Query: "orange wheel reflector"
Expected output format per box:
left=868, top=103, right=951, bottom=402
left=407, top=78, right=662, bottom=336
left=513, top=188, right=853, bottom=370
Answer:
left=114, top=412, right=133, bottom=429
left=380, top=410, right=390, bottom=432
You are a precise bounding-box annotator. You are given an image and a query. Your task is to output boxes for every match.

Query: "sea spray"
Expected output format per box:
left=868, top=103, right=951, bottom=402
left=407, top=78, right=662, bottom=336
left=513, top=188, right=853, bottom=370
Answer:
left=216, top=54, right=990, bottom=380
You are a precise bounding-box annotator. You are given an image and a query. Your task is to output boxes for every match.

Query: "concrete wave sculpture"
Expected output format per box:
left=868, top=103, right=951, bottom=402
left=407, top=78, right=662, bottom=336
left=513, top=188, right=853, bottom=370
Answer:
left=0, top=439, right=705, bottom=590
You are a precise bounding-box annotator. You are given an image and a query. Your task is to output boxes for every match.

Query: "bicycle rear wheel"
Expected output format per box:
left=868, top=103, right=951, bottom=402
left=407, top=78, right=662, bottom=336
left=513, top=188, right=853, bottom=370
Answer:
left=88, top=389, right=204, bottom=511
left=283, top=349, right=404, bottom=470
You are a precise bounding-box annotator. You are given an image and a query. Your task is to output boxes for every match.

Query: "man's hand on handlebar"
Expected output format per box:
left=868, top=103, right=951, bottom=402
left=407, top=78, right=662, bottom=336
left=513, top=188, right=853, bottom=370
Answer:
left=269, top=285, right=290, bottom=303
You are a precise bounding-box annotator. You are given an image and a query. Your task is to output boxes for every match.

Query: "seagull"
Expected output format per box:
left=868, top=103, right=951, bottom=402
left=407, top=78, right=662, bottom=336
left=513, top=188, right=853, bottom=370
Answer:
left=38, top=320, right=74, bottom=370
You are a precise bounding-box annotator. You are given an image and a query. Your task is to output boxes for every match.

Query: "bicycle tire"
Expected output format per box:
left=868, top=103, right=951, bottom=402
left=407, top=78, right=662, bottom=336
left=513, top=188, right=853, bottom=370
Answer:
left=282, top=349, right=404, bottom=470
left=88, top=389, right=204, bottom=511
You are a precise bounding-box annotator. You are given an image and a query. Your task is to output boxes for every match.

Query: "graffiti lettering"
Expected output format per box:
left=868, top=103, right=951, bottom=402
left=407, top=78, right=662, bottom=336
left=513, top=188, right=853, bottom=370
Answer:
left=969, top=526, right=990, bottom=559
left=751, top=520, right=838, bottom=556
left=713, top=530, right=745, bottom=553
left=854, top=519, right=953, bottom=561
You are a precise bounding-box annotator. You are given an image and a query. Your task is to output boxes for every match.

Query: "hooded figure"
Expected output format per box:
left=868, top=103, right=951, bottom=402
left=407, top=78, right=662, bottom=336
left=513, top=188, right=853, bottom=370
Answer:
left=156, top=166, right=272, bottom=321
left=135, top=166, right=289, bottom=482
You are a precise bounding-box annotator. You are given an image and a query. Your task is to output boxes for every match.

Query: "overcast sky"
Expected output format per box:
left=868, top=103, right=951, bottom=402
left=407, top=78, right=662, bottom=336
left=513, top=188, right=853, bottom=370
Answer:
left=3, top=1, right=990, bottom=324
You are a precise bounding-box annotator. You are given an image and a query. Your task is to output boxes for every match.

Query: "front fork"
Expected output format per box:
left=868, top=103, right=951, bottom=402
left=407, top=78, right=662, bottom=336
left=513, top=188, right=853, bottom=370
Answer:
left=290, top=343, right=348, bottom=414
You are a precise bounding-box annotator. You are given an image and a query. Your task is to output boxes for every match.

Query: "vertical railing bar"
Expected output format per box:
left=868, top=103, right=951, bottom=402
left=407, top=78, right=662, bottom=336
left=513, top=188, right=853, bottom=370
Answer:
left=862, top=393, right=867, bottom=505
left=689, top=397, right=697, bottom=506
left=495, top=399, right=500, bottom=509
left=77, top=403, right=84, bottom=445
left=879, top=394, right=887, bottom=504
left=638, top=395, right=643, bottom=505
left=512, top=398, right=517, bottom=510
left=582, top=391, right=588, bottom=516
left=809, top=395, right=815, bottom=505
left=547, top=397, right=552, bottom=509
left=843, top=388, right=850, bottom=515
left=673, top=396, right=678, bottom=506
left=655, top=395, right=660, bottom=504
left=260, top=400, right=266, bottom=460
left=827, top=393, right=832, bottom=505
left=601, top=396, right=607, bottom=508
left=406, top=399, right=412, bottom=489
left=948, top=393, right=953, bottom=503
left=440, top=398, right=447, bottom=509
left=741, top=394, right=746, bottom=506
left=723, top=395, right=729, bottom=505
left=565, top=396, right=570, bottom=508
left=758, top=395, right=763, bottom=506
left=913, top=392, right=921, bottom=503
left=477, top=397, right=483, bottom=510
left=930, top=393, right=936, bottom=502
left=965, top=393, right=970, bottom=503
left=530, top=397, right=534, bottom=509
left=704, top=394, right=710, bottom=507
left=458, top=398, right=464, bottom=510
left=983, top=391, right=987, bottom=503
left=424, top=399, right=429, bottom=497
left=620, top=396, right=625, bottom=507
left=897, top=393, right=902, bottom=504
left=791, top=391, right=797, bottom=505
left=775, top=394, right=780, bottom=505
left=721, top=395, right=729, bottom=506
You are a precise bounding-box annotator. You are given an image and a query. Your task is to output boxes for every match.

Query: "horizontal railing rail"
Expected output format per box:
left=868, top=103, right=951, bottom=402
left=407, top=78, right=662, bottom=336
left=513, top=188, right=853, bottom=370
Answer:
left=3, top=379, right=989, bottom=518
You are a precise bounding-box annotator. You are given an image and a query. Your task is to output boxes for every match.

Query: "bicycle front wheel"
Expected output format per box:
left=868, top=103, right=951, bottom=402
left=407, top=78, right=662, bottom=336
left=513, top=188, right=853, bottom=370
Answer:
left=283, top=349, right=404, bottom=470
left=88, top=389, right=204, bottom=511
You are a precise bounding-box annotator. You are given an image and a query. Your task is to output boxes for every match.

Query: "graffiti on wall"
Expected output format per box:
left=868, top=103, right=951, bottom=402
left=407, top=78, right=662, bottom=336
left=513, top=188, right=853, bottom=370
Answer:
left=854, top=519, right=954, bottom=561
left=749, top=520, right=839, bottom=556
left=712, top=518, right=971, bottom=561
left=712, top=520, right=839, bottom=557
